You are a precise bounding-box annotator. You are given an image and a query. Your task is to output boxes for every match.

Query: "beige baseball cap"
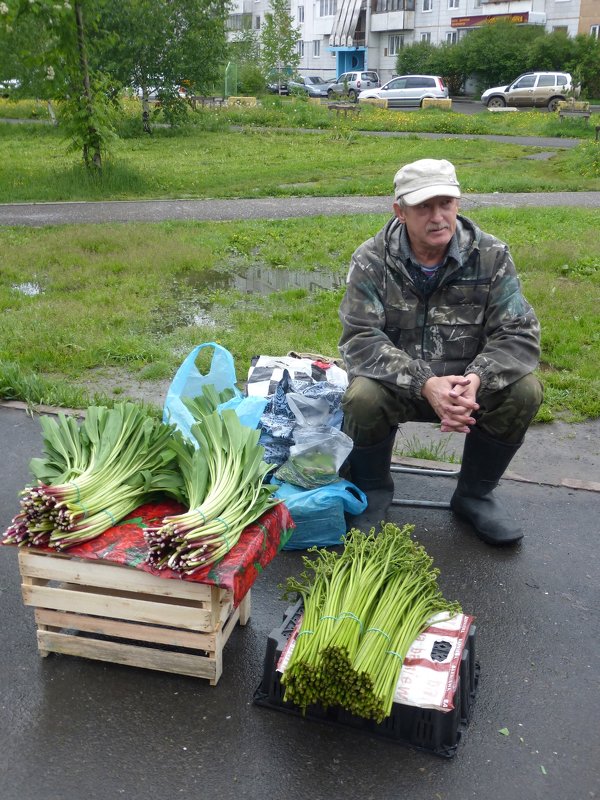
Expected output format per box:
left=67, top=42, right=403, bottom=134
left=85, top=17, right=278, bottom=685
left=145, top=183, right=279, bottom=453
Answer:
left=394, top=158, right=461, bottom=206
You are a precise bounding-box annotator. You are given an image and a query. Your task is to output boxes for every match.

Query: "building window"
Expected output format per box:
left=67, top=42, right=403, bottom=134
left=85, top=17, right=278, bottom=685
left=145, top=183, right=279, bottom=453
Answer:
left=422, top=0, right=432, bottom=11
left=227, top=13, right=252, bottom=31
left=591, top=25, right=599, bottom=39
left=553, top=25, right=568, bottom=33
left=376, top=0, right=415, bottom=9
left=448, top=0, right=458, bottom=8
left=297, top=5, right=304, bottom=22
left=298, top=40, right=305, bottom=57
left=446, top=30, right=458, bottom=43
left=388, top=34, right=404, bottom=55
left=313, top=39, right=321, bottom=57
left=255, top=15, right=260, bottom=29
left=421, top=31, right=431, bottom=41
left=319, top=0, right=337, bottom=15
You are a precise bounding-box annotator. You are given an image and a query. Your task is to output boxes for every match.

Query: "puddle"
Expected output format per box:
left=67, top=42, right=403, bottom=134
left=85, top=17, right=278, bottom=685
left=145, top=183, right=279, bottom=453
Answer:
left=12, top=281, right=44, bottom=296
left=155, top=264, right=345, bottom=333
left=179, top=264, right=344, bottom=296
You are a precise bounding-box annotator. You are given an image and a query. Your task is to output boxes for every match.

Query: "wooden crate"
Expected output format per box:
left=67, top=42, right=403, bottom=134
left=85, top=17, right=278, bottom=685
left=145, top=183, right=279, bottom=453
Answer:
left=18, top=549, right=251, bottom=685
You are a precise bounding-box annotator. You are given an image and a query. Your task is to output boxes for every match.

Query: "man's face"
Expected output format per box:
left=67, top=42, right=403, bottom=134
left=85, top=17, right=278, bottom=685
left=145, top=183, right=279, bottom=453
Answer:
left=393, top=196, right=459, bottom=261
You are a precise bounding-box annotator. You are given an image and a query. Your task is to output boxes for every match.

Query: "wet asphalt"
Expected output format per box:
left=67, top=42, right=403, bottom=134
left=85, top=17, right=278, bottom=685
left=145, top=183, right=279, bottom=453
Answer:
left=1, top=405, right=599, bottom=800
left=1, top=128, right=599, bottom=798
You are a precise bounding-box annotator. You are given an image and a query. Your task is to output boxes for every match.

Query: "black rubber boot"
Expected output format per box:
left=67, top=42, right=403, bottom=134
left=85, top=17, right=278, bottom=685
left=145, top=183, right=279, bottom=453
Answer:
left=450, top=426, right=523, bottom=545
left=345, top=428, right=397, bottom=534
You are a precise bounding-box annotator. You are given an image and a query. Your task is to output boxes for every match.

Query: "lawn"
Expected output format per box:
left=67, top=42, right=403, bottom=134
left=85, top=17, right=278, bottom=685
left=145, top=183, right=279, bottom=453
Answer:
left=1, top=98, right=599, bottom=203
left=0, top=209, right=598, bottom=421
left=0, top=98, right=598, bottom=421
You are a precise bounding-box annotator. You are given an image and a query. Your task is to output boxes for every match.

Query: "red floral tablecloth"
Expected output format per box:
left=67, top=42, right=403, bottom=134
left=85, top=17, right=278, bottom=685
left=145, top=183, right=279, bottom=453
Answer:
left=5, top=500, right=294, bottom=607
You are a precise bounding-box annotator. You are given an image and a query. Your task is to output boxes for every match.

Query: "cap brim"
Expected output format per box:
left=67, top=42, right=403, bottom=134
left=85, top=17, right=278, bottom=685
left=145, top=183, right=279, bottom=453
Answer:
left=400, top=185, right=461, bottom=206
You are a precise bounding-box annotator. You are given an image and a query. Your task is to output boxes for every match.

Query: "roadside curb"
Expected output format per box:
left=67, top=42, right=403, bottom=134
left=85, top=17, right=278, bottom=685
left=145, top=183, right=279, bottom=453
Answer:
left=3, top=401, right=597, bottom=494
left=391, top=454, right=600, bottom=493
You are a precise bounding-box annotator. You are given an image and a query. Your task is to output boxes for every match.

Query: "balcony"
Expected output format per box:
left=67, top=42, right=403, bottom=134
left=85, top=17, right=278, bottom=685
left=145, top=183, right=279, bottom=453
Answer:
left=331, top=0, right=364, bottom=47
left=370, top=10, right=415, bottom=31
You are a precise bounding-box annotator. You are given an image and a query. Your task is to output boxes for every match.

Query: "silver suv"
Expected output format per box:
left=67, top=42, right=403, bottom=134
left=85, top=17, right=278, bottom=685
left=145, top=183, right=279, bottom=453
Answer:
left=481, top=71, right=580, bottom=112
left=358, top=74, right=448, bottom=108
left=327, top=71, right=380, bottom=102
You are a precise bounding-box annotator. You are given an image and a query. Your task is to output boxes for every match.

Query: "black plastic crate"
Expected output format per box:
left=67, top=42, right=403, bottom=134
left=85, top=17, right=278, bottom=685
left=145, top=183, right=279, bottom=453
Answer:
left=254, top=600, right=479, bottom=758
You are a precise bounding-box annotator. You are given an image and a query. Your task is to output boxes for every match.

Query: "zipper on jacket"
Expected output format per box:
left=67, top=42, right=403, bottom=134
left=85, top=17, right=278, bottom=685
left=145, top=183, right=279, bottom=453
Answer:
left=420, top=297, right=429, bottom=359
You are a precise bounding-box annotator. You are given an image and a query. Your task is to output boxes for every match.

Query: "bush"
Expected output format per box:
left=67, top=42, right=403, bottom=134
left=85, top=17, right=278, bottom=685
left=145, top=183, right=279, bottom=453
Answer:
left=396, top=23, right=600, bottom=99
left=237, top=64, right=267, bottom=96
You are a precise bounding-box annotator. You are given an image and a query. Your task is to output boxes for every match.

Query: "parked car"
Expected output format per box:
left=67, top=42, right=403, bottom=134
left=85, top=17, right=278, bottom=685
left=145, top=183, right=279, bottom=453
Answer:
left=358, top=74, right=448, bottom=108
left=267, top=73, right=290, bottom=95
left=133, top=85, right=187, bottom=100
left=0, top=79, right=20, bottom=97
left=481, top=71, right=580, bottom=112
left=287, top=75, right=329, bottom=98
left=327, top=71, right=380, bottom=102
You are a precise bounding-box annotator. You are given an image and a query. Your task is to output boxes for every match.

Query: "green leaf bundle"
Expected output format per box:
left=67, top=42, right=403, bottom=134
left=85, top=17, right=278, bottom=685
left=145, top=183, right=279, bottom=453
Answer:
left=144, top=408, right=280, bottom=574
left=3, top=403, right=185, bottom=550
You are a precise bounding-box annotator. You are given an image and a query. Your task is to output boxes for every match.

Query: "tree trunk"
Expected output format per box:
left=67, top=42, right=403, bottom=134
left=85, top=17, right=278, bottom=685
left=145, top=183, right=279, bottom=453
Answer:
left=74, top=1, right=102, bottom=171
left=47, top=101, right=58, bottom=126
left=141, top=88, right=152, bottom=134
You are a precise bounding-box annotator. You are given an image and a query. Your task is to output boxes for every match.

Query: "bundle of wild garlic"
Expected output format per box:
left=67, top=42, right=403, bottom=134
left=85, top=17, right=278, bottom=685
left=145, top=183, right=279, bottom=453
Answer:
left=144, top=408, right=279, bottom=574
left=3, top=403, right=185, bottom=550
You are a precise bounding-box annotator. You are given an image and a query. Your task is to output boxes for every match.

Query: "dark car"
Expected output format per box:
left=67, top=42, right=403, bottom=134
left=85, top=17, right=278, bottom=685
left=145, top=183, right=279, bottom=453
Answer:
left=267, top=73, right=290, bottom=95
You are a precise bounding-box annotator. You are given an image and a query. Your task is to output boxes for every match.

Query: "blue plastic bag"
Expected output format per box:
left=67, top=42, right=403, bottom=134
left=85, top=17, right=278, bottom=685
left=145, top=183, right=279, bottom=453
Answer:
left=274, top=479, right=367, bottom=550
left=163, top=342, right=267, bottom=441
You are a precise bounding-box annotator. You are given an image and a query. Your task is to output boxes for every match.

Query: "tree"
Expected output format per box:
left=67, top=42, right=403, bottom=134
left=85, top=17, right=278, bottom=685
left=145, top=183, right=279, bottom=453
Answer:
left=397, top=41, right=467, bottom=96
left=260, top=0, right=300, bottom=93
left=98, top=0, right=231, bottom=130
left=1, top=0, right=114, bottom=170
left=525, top=29, right=575, bottom=73
left=568, top=34, right=600, bottom=98
left=228, top=27, right=266, bottom=95
left=458, top=21, right=545, bottom=93
left=395, top=41, right=438, bottom=76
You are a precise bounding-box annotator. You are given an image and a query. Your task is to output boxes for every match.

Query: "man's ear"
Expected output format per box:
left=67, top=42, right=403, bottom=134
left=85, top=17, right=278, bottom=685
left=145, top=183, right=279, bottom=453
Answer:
left=393, top=201, right=406, bottom=224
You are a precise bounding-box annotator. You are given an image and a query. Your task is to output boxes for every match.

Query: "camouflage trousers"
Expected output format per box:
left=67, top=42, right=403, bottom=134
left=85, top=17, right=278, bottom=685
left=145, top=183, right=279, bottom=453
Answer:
left=341, top=373, right=543, bottom=446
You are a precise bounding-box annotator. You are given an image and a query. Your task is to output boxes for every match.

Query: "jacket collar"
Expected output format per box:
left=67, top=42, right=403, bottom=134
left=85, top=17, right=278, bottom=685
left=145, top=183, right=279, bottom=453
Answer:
left=383, top=214, right=480, bottom=280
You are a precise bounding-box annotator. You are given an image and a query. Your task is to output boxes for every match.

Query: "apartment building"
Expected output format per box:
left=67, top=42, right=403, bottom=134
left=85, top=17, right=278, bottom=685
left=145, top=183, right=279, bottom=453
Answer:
left=228, top=0, right=599, bottom=83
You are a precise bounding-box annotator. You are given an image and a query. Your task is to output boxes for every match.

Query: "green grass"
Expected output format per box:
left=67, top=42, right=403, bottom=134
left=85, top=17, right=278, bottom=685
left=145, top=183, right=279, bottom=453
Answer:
left=1, top=100, right=600, bottom=203
left=395, top=434, right=461, bottom=464
left=0, top=209, right=598, bottom=421
left=0, top=123, right=598, bottom=203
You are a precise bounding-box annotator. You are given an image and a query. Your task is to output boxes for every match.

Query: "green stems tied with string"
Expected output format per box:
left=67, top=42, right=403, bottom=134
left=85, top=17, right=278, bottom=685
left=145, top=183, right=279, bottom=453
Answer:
left=3, top=403, right=186, bottom=550
left=144, top=408, right=279, bottom=575
left=280, top=523, right=462, bottom=722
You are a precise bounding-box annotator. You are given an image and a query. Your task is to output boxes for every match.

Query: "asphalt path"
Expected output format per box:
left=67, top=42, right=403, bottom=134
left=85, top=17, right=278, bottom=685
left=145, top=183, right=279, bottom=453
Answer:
left=1, top=190, right=600, bottom=226
left=0, top=405, right=598, bottom=800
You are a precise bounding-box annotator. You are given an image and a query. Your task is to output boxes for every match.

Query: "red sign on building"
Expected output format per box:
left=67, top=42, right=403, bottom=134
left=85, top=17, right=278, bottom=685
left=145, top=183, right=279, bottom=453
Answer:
left=451, top=12, right=529, bottom=28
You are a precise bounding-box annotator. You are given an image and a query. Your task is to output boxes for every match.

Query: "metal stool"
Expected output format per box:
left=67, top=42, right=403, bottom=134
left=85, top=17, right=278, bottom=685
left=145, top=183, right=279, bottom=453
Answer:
left=390, top=463, right=459, bottom=509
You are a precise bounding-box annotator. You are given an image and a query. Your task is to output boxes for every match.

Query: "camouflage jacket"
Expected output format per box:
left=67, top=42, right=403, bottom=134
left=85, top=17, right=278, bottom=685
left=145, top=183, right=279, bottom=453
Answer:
left=338, top=214, right=541, bottom=398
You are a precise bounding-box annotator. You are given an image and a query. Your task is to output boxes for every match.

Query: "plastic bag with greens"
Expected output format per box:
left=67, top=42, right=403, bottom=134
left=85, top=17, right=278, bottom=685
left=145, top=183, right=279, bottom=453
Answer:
left=275, top=425, right=353, bottom=489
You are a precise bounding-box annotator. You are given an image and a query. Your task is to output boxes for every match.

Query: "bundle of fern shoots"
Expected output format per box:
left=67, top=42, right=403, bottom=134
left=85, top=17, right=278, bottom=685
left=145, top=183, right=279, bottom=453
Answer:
left=280, top=522, right=461, bottom=722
